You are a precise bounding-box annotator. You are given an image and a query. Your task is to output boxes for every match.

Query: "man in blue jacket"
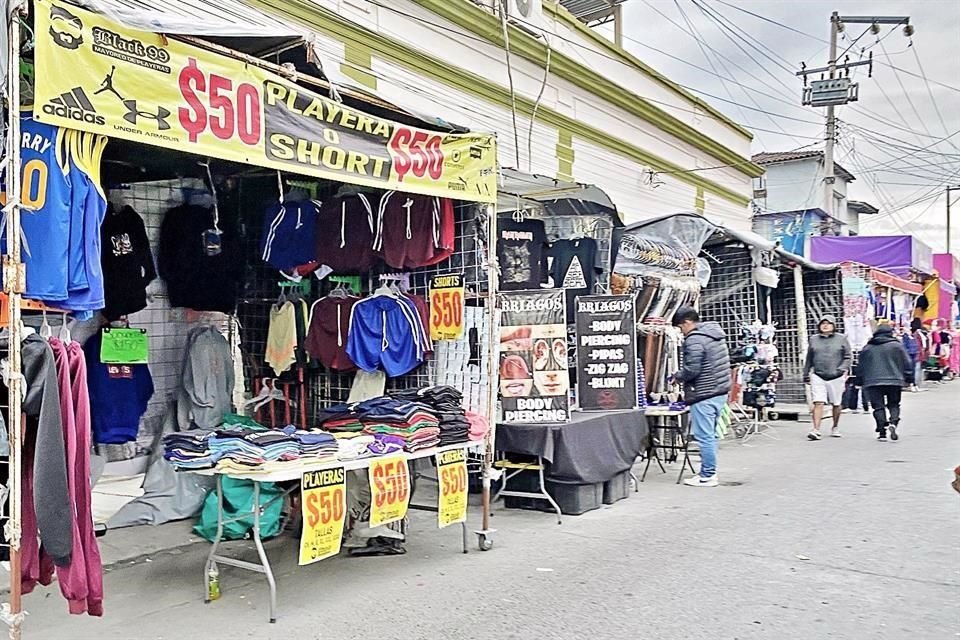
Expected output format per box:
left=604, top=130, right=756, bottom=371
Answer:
left=672, top=307, right=731, bottom=487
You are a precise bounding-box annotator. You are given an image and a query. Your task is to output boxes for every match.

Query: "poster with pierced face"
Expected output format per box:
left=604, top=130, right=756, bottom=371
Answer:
left=498, top=290, right=570, bottom=424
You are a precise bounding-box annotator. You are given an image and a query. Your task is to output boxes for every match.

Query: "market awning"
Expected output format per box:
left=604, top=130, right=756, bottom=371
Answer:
left=498, top=168, right=622, bottom=223
left=69, top=0, right=302, bottom=37
left=869, top=268, right=923, bottom=295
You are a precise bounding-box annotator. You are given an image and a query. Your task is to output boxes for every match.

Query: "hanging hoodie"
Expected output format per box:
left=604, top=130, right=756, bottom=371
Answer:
left=177, top=326, right=235, bottom=430
left=100, top=204, right=157, bottom=320
left=158, top=203, right=242, bottom=313
left=0, top=334, right=73, bottom=570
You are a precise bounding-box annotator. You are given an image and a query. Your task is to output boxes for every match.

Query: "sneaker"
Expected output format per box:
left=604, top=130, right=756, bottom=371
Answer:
left=841, top=408, right=851, bottom=414
left=877, top=430, right=887, bottom=441
left=830, top=427, right=843, bottom=438
left=807, top=431, right=822, bottom=441
left=683, top=475, right=719, bottom=487
left=889, top=424, right=899, bottom=441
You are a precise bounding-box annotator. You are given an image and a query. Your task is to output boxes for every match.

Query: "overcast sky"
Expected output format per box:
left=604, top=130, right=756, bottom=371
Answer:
left=616, top=0, right=960, bottom=253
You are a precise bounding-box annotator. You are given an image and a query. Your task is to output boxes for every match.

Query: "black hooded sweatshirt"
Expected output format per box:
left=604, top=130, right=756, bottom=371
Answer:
left=858, top=325, right=914, bottom=388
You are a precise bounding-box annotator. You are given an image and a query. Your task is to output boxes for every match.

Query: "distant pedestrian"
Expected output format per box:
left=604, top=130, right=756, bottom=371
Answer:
left=905, top=318, right=926, bottom=391
left=859, top=323, right=914, bottom=441
left=671, top=307, right=731, bottom=488
left=803, top=315, right=852, bottom=440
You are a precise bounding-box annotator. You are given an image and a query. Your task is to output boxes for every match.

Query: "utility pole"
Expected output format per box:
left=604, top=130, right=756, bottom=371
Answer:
left=948, top=185, right=959, bottom=254
left=798, top=14, right=912, bottom=221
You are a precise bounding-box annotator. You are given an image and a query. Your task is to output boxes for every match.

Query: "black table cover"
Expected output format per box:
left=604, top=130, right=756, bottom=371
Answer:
left=497, top=410, right=649, bottom=484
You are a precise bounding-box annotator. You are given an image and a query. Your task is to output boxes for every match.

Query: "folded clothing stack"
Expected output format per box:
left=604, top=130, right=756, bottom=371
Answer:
left=164, top=421, right=339, bottom=472
left=353, top=396, right=441, bottom=452
left=282, top=425, right=338, bottom=459
left=317, top=404, right=365, bottom=433
left=163, top=430, right=216, bottom=469
left=392, top=386, right=469, bottom=446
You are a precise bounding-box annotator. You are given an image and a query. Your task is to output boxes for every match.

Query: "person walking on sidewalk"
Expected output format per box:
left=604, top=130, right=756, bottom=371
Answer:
left=671, top=307, right=731, bottom=488
left=803, top=315, right=852, bottom=440
left=859, top=323, right=914, bottom=441
left=905, top=318, right=926, bottom=391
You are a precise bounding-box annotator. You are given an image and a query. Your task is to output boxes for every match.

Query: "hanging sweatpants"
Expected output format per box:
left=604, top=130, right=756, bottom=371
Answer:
left=866, top=386, right=902, bottom=433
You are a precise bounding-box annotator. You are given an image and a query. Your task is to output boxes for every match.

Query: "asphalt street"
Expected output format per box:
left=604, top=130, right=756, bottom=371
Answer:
left=27, top=384, right=960, bottom=640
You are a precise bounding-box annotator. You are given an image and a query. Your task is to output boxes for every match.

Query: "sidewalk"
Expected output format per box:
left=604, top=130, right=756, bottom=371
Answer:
left=23, top=382, right=960, bottom=640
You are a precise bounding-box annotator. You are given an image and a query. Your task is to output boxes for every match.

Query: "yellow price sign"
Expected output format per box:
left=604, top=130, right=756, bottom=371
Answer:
left=436, top=448, right=468, bottom=528
left=298, top=467, right=346, bottom=566
left=369, top=456, right=411, bottom=528
left=429, top=274, right=465, bottom=341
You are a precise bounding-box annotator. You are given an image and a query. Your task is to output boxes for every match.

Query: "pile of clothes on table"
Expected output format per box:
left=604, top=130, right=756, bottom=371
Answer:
left=163, top=415, right=338, bottom=472
left=318, top=396, right=441, bottom=453
left=390, top=386, right=471, bottom=446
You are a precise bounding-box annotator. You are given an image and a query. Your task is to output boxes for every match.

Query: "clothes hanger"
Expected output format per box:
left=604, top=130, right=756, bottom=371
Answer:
left=39, top=310, right=52, bottom=339
left=58, top=313, right=72, bottom=343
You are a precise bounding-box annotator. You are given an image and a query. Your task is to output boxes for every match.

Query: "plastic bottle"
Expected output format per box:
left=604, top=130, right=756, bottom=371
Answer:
left=207, top=565, right=221, bottom=601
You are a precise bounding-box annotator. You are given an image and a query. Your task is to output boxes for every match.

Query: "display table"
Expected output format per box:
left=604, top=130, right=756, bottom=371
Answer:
left=496, top=409, right=649, bottom=484
left=190, top=442, right=483, bottom=623
left=641, top=408, right=695, bottom=484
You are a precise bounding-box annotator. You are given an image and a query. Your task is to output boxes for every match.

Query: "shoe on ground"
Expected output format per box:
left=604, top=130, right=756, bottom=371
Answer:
left=889, top=424, right=899, bottom=441
left=830, top=427, right=843, bottom=438
left=807, top=431, right=822, bottom=441
left=877, top=430, right=887, bottom=441
left=683, top=474, right=718, bottom=487
left=841, top=408, right=851, bottom=414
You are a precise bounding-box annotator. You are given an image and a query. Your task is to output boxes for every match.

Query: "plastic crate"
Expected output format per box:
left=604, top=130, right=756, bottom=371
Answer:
left=502, top=470, right=604, bottom=515
left=602, top=470, right=631, bottom=505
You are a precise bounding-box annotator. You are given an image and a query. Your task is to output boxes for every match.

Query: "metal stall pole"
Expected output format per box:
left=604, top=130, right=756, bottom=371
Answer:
left=793, top=265, right=810, bottom=409
left=476, top=201, right=498, bottom=551
left=2, top=2, right=27, bottom=637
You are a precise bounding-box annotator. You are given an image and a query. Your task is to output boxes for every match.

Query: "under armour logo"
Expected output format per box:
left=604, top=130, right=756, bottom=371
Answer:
left=123, top=99, right=171, bottom=130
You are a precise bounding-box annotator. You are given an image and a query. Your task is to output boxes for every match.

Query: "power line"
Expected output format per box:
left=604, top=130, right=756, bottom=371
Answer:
left=910, top=43, right=960, bottom=154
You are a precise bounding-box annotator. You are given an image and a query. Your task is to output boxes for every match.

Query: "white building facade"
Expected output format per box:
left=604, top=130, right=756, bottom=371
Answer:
left=246, top=0, right=761, bottom=230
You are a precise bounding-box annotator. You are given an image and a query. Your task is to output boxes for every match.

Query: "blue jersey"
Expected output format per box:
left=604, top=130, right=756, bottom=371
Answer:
left=260, top=198, right=321, bottom=271
left=1, top=115, right=72, bottom=302
left=61, top=131, right=107, bottom=315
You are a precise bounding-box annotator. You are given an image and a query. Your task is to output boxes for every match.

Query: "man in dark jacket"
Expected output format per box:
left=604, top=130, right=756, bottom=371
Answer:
left=671, top=307, right=731, bottom=487
left=859, top=323, right=914, bottom=441
left=803, top=315, right=852, bottom=440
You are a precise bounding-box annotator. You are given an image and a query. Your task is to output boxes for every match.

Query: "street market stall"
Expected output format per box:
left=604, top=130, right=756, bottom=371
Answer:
left=1, top=0, right=503, bottom=633
left=492, top=177, right=649, bottom=518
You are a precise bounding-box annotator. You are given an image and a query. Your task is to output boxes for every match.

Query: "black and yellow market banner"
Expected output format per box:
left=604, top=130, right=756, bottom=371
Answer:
left=33, top=0, right=498, bottom=202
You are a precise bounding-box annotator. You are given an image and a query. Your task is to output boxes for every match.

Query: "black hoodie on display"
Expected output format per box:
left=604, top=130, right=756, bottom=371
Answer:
left=859, top=325, right=914, bottom=388
left=100, top=204, right=157, bottom=320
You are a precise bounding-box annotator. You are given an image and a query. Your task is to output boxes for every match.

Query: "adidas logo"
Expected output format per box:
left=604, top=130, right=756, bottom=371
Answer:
left=43, top=87, right=106, bottom=126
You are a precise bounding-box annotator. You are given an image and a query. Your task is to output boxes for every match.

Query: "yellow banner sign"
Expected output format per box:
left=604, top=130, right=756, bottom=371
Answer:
left=429, top=274, right=466, bottom=341
left=33, top=0, right=498, bottom=203
left=436, top=448, right=468, bottom=528
left=369, top=456, right=410, bottom=528
left=299, top=467, right=346, bottom=566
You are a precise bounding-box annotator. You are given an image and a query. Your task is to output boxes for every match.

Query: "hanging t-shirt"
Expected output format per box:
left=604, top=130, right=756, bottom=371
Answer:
left=373, top=192, right=455, bottom=269
left=306, top=295, right=359, bottom=372
left=84, top=331, right=154, bottom=445
left=61, top=131, right=108, bottom=316
left=496, top=216, right=548, bottom=291
left=0, top=115, right=72, bottom=302
left=100, top=204, right=157, bottom=320
left=548, top=238, right=599, bottom=322
left=265, top=301, right=298, bottom=376
left=315, top=193, right=379, bottom=274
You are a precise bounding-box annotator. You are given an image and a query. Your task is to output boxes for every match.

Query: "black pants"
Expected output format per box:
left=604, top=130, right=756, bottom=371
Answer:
left=866, top=386, right=902, bottom=432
